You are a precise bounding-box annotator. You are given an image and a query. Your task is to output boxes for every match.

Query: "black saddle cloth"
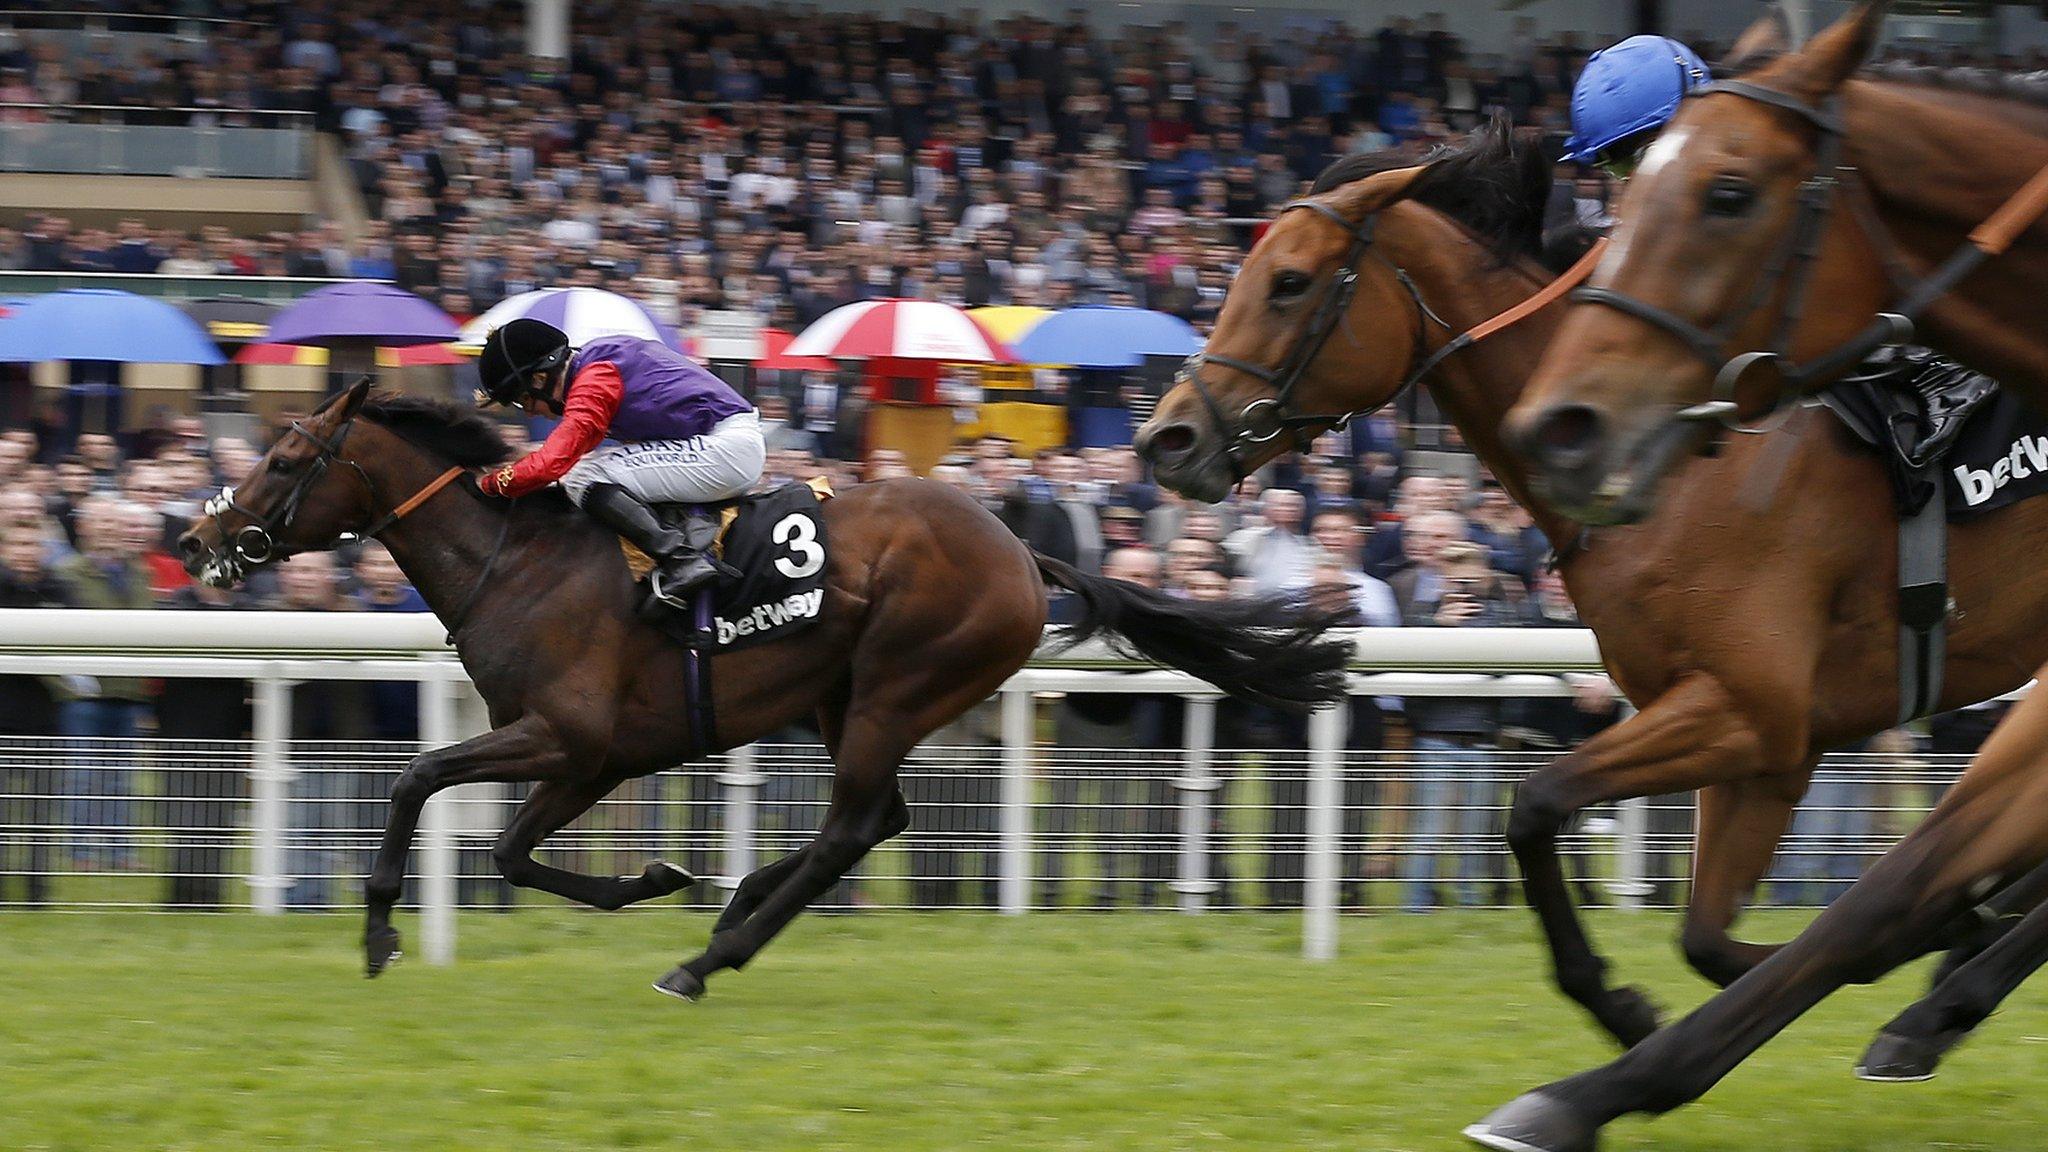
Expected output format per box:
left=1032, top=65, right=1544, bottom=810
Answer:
left=644, top=481, right=831, bottom=652
left=1819, top=346, right=2048, bottom=520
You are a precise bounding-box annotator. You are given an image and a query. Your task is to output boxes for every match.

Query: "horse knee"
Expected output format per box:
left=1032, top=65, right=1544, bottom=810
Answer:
left=389, top=766, right=434, bottom=809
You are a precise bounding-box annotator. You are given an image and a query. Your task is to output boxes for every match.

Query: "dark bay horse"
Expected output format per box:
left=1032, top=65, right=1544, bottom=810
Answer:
left=176, top=380, right=1349, bottom=999
left=1507, top=1, right=2048, bottom=526
left=1133, top=121, right=2048, bottom=1061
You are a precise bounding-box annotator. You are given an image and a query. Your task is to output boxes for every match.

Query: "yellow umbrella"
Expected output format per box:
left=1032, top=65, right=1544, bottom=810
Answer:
left=967, top=305, right=1053, bottom=347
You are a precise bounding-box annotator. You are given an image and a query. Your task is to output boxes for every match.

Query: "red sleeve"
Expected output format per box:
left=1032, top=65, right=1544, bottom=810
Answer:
left=481, top=361, right=623, bottom=496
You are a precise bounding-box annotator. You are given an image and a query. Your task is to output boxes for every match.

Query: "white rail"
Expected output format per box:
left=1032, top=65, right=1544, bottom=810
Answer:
left=0, top=610, right=1625, bottom=964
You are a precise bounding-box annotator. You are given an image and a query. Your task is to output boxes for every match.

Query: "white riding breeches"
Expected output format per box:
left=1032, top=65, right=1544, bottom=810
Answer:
left=560, top=410, right=766, bottom=506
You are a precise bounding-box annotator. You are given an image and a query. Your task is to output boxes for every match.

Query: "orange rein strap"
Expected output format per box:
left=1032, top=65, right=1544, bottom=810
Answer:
left=360, top=465, right=467, bottom=540
left=1968, top=162, right=2048, bottom=257
left=1397, top=236, right=1609, bottom=393
left=1464, top=236, right=1609, bottom=345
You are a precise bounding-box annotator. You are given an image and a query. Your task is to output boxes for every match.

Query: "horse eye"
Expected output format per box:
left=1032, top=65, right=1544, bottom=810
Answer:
left=268, top=457, right=294, bottom=474
left=1270, top=270, right=1312, bottom=301
left=1703, top=177, right=1756, bottom=218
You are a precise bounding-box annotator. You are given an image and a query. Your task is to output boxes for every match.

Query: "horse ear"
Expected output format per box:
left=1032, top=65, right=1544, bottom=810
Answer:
left=1319, top=166, right=1426, bottom=228
left=334, top=375, right=372, bottom=422
left=1780, top=0, right=1889, bottom=97
left=1721, top=7, right=1793, bottom=72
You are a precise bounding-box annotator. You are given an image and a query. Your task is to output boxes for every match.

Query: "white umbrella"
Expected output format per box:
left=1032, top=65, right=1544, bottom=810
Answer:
left=458, top=287, right=684, bottom=350
left=785, top=298, right=1012, bottom=362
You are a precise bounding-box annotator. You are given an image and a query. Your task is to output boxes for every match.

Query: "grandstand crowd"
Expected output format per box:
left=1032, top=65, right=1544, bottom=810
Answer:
left=0, top=3, right=2031, bottom=910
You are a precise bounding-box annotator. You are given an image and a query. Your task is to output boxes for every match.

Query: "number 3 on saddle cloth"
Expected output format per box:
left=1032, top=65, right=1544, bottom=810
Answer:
left=614, top=478, right=834, bottom=755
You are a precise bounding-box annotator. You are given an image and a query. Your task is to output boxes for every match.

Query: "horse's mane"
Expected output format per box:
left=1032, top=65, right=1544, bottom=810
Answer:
left=1310, top=116, right=1593, bottom=274
left=356, top=392, right=517, bottom=468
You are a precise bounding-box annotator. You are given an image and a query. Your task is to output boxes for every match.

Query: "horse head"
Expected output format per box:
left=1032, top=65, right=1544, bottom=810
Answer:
left=1505, top=2, right=1896, bottom=525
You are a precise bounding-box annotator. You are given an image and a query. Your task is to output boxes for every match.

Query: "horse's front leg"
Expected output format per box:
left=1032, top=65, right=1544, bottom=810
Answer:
left=364, top=716, right=565, bottom=977
left=489, top=778, right=698, bottom=909
left=1507, top=674, right=1780, bottom=1047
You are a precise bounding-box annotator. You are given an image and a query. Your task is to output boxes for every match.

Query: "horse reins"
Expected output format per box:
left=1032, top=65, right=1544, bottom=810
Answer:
left=1571, top=77, right=2048, bottom=433
left=1188, top=197, right=1608, bottom=479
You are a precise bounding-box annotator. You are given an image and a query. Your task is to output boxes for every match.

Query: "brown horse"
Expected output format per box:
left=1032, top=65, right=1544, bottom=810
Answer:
left=1504, top=1, right=2048, bottom=527
left=1134, top=120, right=2048, bottom=1051
left=174, top=380, right=1350, bottom=999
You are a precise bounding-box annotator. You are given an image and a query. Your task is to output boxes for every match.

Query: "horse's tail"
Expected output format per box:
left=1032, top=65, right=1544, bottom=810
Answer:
left=1031, top=551, right=1352, bottom=711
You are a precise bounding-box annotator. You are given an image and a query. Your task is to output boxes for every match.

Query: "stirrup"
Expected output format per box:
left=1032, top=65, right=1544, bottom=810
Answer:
left=646, top=568, right=701, bottom=610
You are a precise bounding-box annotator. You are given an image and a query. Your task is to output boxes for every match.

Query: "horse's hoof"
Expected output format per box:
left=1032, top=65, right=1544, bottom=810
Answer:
left=1464, top=1091, right=1600, bottom=1152
left=644, top=861, right=699, bottom=896
left=365, top=926, right=403, bottom=979
left=1601, top=985, right=1663, bottom=1049
left=652, top=966, right=706, bottom=1002
left=1856, top=1026, right=1964, bottom=1082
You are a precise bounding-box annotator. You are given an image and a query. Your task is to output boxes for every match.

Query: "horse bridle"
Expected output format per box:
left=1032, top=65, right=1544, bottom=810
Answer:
left=199, top=407, right=464, bottom=584
left=1184, top=198, right=1449, bottom=479
left=1573, top=77, right=2048, bottom=434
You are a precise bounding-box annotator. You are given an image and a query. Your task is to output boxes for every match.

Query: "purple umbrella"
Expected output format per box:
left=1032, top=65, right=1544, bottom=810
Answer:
left=266, top=282, right=460, bottom=348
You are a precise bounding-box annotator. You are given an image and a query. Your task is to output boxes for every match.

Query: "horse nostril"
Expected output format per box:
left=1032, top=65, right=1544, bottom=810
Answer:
left=175, top=533, right=202, bottom=561
left=1139, top=422, right=1198, bottom=464
left=1524, top=403, right=1607, bottom=471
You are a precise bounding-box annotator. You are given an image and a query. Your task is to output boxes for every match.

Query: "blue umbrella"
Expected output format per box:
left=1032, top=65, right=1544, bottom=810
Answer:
left=0, top=289, right=225, bottom=363
left=266, top=281, right=459, bottom=348
left=1012, top=305, right=1202, bottom=368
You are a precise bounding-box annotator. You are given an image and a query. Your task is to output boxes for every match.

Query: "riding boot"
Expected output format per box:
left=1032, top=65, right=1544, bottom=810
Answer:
left=581, top=484, right=735, bottom=610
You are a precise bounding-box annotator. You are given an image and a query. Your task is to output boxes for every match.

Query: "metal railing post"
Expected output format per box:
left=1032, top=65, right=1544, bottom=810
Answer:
left=248, top=667, right=291, bottom=914
left=418, top=673, right=458, bottom=966
left=999, top=686, right=1034, bottom=915
left=1173, top=695, right=1221, bottom=914
left=1304, top=704, right=1346, bottom=961
left=718, top=744, right=762, bottom=900
left=1615, top=796, right=1649, bottom=912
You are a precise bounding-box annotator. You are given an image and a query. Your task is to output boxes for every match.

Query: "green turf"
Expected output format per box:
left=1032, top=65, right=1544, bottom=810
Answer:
left=2, top=910, right=2041, bottom=1151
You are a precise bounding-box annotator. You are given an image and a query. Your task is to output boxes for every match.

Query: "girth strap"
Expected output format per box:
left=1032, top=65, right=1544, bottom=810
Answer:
left=1896, top=490, right=1949, bottom=725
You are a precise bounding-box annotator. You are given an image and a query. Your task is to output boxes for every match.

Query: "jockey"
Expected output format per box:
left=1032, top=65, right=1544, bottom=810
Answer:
left=1562, top=34, right=1711, bottom=180
left=476, top=318, right=765, bottom=607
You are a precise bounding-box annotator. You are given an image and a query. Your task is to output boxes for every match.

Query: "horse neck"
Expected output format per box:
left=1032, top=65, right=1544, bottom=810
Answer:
left=1378, top=206, right=1582, bottom=550
left=1847, top=79, right=2048, bottom=244
left=351, top=432, right=513, bottom=633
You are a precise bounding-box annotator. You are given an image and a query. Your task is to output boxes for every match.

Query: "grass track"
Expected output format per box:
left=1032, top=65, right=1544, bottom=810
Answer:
left=3, top=910, right=2044, bottom=1151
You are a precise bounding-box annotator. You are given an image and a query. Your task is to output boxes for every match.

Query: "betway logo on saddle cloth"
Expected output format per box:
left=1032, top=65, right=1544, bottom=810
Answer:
left=1945, top=389, right=2048, bottom=517
left=715, top=589, right=824, bottom=646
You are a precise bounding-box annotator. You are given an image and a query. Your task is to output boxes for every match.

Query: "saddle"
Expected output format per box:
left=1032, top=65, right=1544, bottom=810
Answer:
left=1818, top=346, right=2001, bottom=517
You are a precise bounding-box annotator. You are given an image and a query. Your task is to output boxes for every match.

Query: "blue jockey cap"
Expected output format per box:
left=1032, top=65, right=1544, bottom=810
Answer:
left=1563, top=35, right=1711, bottom=164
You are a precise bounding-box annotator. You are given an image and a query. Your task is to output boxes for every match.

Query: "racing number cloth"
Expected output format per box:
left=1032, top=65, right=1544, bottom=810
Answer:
left=705, top=481, right=831, bottom=651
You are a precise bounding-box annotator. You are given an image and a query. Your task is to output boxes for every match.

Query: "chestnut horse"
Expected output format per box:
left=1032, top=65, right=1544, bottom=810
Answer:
left=1506, top=1, right=2048, bottom=527
left=175, top=380, right=1350, bottom=999
left=1134, top=121, right=2048, bottom=1054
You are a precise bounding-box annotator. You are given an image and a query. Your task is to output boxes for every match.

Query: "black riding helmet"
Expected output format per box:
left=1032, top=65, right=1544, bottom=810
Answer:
left=478, top=318, right=572, bottom=406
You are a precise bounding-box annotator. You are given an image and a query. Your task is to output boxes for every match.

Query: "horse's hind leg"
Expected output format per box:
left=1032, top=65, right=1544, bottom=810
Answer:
left=1857, top=859, right=2048, bottom=1082
left=364, top=717, right=565, bottom=977
left=492, top=779, right=698, bottom=911
left=709, top=701, right=844, bottom=933
left=655, top=766, right=909, bottom=1001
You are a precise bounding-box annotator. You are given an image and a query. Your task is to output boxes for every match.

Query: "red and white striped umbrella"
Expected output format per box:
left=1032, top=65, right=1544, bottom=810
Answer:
left=785, top=298, right=1012, bottom=363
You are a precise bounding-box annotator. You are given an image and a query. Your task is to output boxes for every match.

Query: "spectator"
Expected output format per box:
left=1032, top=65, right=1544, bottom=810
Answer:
left=1399, top=540, right=1529, bottom=910
left=274, top=553, right=377, bottom=909
left=54, top=497, right=157, bottom=871
left=0, top=530, right=66, bottom=904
